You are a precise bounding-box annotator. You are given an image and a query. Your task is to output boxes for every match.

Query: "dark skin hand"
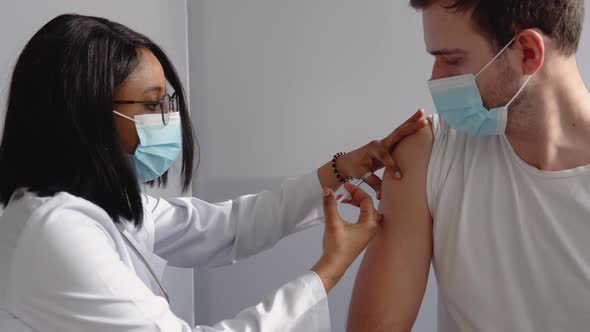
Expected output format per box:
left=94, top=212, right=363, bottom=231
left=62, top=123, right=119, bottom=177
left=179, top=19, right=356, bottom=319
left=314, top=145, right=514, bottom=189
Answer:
left=317, top=109, right=428, bottom=196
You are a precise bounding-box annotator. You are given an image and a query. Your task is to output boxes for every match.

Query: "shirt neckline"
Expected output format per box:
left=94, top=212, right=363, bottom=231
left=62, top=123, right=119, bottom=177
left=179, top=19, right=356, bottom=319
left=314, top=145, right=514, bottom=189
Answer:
left=500, top=134, right=590, bottom=179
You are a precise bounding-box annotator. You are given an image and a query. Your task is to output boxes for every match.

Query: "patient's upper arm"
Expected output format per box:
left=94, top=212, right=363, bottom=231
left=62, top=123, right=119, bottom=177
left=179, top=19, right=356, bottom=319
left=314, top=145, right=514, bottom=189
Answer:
left=347, top=123, right=434, bottom=332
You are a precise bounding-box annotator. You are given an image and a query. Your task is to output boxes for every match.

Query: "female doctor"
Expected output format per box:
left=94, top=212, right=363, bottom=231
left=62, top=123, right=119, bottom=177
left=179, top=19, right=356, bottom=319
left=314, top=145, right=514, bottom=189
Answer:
left=0, top=14, right=426, bottom=332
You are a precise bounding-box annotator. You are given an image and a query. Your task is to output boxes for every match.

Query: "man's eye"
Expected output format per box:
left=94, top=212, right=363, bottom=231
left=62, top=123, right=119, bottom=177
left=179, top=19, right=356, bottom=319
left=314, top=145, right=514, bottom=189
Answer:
left=444, top=57, right=461, bottom=65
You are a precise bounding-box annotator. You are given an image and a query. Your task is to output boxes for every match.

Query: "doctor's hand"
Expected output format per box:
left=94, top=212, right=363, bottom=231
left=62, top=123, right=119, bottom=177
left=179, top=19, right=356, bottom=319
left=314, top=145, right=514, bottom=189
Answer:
left=318, top=109, right=427, bottom=199
left=311, top=184, right=382, bottom=293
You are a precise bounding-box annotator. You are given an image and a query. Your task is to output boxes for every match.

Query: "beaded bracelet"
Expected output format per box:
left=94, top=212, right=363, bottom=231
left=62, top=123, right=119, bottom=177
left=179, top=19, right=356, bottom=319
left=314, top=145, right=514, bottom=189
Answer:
left=332, top=152, right=353, bottom=184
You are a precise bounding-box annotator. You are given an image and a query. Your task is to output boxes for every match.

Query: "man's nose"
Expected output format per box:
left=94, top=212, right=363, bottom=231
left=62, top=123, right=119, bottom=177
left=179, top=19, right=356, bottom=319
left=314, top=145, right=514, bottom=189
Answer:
left=430, top=66, right=445, bottom=81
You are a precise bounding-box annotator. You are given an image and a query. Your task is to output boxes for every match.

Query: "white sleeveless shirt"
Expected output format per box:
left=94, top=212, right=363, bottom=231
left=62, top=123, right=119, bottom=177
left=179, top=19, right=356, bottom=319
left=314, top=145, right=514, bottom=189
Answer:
left=427, top=115, right=590, bottom=332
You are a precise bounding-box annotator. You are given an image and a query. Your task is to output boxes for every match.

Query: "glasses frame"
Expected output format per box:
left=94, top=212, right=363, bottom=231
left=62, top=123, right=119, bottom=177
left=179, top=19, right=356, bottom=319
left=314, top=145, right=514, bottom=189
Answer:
left=114, top=92, right=177, bottom=125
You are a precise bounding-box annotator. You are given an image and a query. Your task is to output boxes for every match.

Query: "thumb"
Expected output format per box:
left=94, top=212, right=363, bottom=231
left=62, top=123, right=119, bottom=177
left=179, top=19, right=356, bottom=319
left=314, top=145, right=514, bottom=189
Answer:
left=322, top=188, right=342, bottom=229
left=357, top=195, right=377, bottom=225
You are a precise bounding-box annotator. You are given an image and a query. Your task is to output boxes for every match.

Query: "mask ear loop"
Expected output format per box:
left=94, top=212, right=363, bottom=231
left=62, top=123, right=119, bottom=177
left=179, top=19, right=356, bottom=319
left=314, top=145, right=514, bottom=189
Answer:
left=113, top=110, right=137, bottom=123
left=505, top=75, right=534, bottom=109
left=475, top=36, right=518, bottom=79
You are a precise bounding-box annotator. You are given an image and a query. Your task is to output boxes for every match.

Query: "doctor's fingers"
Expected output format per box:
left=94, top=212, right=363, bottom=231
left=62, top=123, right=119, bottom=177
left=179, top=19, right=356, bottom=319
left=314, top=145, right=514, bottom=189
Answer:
left=381, top=109, right=428, bottom=154
left=342, top=182, right=377, bottom=207
left=403, top=108, right=426, bottom=125
left=367, top=139, right=398, bottom=172
left=342, top=184, right=382, bottom=226
left=322, top=188, right=343, bottom=230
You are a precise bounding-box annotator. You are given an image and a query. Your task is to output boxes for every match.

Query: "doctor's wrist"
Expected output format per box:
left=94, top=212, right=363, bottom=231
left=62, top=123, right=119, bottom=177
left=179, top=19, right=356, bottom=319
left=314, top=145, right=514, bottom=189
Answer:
left=318, top=157, right=352, bottom=192
left=311, top=256, right=346, bottom=293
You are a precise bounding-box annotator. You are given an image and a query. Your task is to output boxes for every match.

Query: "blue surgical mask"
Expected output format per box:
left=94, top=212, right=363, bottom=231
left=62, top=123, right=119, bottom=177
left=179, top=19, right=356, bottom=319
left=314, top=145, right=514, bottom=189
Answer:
left=113, top=111, right=182, bottom=183
left=428, top=37, right=533, bottom=136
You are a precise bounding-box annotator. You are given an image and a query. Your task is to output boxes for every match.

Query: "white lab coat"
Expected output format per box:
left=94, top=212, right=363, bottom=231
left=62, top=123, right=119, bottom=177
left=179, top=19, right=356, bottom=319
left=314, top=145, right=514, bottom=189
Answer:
left=0, top=172, right=330, bottom=332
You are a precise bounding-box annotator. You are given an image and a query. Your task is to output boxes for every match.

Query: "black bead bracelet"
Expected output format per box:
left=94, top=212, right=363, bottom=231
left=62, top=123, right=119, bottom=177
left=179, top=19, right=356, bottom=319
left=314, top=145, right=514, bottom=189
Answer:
left=332, top=152, right=352, bottom=184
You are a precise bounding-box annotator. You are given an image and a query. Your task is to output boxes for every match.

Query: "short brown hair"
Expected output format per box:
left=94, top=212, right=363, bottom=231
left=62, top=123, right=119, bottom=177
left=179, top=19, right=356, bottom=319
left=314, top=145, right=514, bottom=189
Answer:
left=410, top=0, right=585, bottom=56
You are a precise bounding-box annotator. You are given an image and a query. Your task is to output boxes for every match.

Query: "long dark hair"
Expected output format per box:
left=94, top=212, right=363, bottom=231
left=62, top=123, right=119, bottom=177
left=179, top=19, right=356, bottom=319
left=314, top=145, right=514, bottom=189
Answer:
left=0, top=14, right=197, bottom=227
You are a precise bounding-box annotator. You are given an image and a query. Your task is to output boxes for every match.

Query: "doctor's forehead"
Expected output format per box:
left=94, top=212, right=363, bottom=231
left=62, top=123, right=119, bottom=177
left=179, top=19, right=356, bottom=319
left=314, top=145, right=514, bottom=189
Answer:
left=421, top=4, right=484, bottom=55
left=119, top=49, right=166, bottom=96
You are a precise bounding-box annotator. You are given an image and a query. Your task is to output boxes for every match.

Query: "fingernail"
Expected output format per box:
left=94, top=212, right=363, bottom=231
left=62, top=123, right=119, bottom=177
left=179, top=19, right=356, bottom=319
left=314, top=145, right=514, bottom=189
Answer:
left=395, top=171, right=402, bottom=179
left=323, top=188, right=331, bottom=197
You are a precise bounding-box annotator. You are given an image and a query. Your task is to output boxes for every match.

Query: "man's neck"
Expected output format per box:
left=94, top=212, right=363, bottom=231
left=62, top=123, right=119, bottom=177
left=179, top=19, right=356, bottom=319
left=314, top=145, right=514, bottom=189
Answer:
left=506, top=57, right=590, bottom=172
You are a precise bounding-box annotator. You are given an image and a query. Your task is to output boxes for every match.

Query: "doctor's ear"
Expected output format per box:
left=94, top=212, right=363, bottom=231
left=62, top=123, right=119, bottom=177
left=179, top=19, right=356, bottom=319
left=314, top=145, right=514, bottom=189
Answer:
left=514, top=29, right=545, bottom=76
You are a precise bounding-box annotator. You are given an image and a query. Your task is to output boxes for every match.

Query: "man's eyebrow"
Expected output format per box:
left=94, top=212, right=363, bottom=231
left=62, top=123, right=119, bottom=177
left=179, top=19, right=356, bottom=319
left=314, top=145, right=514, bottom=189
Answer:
left=427, top=48, right=466, bottom=56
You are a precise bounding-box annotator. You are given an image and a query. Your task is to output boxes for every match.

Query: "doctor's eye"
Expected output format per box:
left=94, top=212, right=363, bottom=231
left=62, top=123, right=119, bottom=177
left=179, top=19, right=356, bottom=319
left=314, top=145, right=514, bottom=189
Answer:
left=145, top=102, right=161, bottom=112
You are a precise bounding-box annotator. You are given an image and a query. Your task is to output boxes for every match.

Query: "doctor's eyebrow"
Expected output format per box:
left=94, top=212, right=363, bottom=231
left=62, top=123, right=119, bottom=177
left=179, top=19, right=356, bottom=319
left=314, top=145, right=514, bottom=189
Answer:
left=427, top=48, right=466, bottom=56
left=143, top=86, right=162, bottom=94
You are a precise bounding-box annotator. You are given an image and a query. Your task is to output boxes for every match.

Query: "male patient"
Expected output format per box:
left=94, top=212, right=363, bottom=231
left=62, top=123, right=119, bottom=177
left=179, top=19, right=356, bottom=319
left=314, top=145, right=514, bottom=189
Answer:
left=348, top=0, right=590, bottom=331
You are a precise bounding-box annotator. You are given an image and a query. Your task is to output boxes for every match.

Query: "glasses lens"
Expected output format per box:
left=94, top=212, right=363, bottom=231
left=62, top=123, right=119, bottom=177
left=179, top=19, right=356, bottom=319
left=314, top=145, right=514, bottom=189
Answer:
left=162, top=94, right=170, bottom=125
left=170, top=93, right=178, bottom=113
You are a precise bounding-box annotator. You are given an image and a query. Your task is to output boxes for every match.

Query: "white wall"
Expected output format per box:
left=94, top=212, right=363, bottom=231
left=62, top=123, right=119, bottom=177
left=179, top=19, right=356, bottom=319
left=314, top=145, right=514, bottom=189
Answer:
left=188, top=1, right=436, bottom=330
left=0, top=0, right=194, bottom=325
left=188, top=0, right=590, bottom=331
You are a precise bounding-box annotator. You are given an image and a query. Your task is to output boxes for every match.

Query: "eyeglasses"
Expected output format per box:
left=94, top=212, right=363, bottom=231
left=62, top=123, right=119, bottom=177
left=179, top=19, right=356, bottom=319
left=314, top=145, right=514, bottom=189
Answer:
left=114, top=92, right=178, bottom=125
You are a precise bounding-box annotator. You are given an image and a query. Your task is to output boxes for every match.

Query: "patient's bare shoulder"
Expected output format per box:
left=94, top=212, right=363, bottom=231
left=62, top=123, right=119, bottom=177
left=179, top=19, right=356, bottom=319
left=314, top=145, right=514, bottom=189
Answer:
left=379, top=120, right=433, bottom=216
left=391, top=119, right=434, bottom=176
left=347, top=121, right=434, bottom=332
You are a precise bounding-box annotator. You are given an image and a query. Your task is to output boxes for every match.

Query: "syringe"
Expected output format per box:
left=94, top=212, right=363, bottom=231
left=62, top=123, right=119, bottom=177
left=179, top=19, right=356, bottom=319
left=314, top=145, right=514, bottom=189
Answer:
left=334, top=172, right=373, bottom=204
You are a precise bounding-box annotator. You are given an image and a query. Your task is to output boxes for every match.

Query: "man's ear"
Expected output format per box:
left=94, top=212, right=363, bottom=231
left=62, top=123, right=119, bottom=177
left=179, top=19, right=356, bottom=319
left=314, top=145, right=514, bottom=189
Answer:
left=514, top=29, right=545, bottom=75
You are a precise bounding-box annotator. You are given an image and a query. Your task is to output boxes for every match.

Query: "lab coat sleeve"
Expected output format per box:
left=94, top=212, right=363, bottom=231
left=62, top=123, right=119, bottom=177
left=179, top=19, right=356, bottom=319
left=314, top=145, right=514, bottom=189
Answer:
left=197, top=271, right=330, bottom=332
left=7, top=207, right=331, bottom=332
left=150, top=171, right=325, bottom=268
